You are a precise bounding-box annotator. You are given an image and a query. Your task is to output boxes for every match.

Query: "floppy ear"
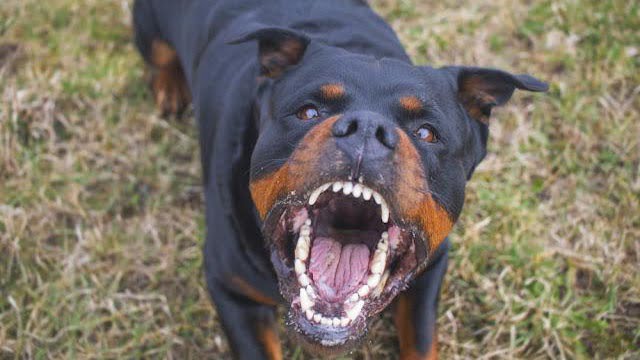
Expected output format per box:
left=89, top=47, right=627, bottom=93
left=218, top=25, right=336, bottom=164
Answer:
left=449, top=67, right=549, bottom=123
left=228, top=26, right=310, bottom=78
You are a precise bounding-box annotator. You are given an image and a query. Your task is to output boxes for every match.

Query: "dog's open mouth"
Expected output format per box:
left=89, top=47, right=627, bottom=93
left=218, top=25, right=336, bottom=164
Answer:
left=266, top=180, right=426, bottom=348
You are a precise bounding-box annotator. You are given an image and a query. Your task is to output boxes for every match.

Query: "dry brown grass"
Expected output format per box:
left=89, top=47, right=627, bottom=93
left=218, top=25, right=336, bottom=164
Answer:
left=1, top=0, right=639, bottom=359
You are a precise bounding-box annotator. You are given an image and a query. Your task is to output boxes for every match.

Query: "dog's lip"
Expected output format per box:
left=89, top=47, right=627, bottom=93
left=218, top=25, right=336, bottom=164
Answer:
left=289, top=308, right=366, bottom=349
left=262, top=179, right=429, bottom=347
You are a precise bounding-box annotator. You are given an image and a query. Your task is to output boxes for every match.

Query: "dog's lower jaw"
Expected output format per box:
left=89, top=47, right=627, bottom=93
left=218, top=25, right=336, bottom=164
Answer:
left=265, top=180, right=428, bottom=351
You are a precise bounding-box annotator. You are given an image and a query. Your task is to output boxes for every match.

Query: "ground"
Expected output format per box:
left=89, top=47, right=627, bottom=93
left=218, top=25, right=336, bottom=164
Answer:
left=0, top=0, right=638, bottom=359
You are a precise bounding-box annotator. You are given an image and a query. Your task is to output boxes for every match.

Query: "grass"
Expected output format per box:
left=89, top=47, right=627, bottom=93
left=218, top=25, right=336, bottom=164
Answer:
left=0, top=0, right=638, bottom=358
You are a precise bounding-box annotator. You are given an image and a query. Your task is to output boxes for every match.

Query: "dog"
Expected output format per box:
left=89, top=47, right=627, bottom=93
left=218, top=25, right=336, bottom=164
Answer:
left=132, top=0, right=548, bottom=358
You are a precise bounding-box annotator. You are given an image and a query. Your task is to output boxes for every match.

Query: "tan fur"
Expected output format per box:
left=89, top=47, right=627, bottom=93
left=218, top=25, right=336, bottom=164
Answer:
left=394, top=130, right=453, bottom=251
left=150, top=39, right=191, bottom=114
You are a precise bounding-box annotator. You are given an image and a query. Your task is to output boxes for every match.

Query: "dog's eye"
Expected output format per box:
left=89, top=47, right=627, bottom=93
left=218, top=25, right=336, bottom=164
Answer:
left=296, top=105, right=320, bottom=120
left=415, top=124, right=437, bottom=143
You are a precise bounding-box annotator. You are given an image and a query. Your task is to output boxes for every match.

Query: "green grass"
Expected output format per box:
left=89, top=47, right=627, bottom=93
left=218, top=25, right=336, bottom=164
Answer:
left=1, top=0, right=638, bottom=358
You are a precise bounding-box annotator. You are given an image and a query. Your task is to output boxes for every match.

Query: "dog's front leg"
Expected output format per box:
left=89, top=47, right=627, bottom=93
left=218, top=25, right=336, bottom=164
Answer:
left=206, top=278, right=282, bottom=360
left=394, top=240, right=449, bottom=360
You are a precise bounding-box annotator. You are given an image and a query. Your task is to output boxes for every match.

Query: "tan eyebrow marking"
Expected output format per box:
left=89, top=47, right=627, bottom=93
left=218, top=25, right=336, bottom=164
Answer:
left=320, top=83, right=345, bottom=99
left=399, top=95, right=423, bottom=113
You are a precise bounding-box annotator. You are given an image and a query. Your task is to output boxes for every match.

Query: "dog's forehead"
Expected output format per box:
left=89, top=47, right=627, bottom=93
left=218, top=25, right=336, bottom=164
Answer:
left=277, top=49, right=434, bottom=101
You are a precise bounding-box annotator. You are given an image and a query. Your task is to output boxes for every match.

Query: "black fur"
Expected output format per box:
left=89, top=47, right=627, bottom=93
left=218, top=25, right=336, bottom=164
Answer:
left=132, top=1, right=547, bottom=358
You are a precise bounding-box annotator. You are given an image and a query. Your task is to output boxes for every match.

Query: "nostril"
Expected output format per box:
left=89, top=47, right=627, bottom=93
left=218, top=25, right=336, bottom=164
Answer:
left=333, top=118, right=358, bottom=137
left=346, top=120, right=357, bottom=136
left=375, top=126, right=385, bottom=144
left=375, top=125, right=397, bottom=149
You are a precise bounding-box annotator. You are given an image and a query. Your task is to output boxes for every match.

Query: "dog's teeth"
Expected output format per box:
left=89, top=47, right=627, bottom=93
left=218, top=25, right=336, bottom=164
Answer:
left=340, top=317, right=350, bottom=327
left=332, top=182, right=343, bottom=192
left=313, top=313, right=322, bottom=323
left=306, top=285, right=316, bottom=299
left=367, top=273, right=381, bottom=288
left=377, top=238, right=388, bottom=252
left=362, top=187, right=372, bottom=200
left=295, top=238, right=309, bottom=260
left=381, top=231, right=389, bottom=240
left=370, top=261, right=384, bottom=275
left=346, top=300, right=364, bottom=321
left=294, top=259, right=306, bottom=275
left=332, top=318, right=341, bottom=327
left=342, top=181, right=353, bottom=195
left=371, top=270, right=390, bottom=298
left=347, top=293, right=359, bottom=303
left=370, top=253, right=386, bottom=274
left=298, top=273, right=311, bottom=287
left=373, top=192, right=382, bottom=205
left=380, top=201, right=389, bottom=223
left=357, top=284, right=370, bottom=297
left=308, top=183, right=331, bottom=205
left=305, top=219, right=311, bottom=226
left=321, top=317, right=332, bottom=326
left=301, top=226, right=311, bottom=237
left=306, top=309, right=314, bottom=320
left=352, top=184, right=362, bottom=198
left=308, top=187, right=323, bottom=205
left=300, top=288, right=315, bottom=311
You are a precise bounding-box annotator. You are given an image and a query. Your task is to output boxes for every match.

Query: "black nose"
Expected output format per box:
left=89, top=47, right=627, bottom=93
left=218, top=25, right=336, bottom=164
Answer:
left=332, top=111, right=398, bottom=153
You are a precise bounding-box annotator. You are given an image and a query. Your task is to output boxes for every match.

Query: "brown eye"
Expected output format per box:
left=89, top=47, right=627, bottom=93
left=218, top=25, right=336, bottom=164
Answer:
left=296, top=105, right=320, bottom=120
left=415, top=124, right=437, bottom=143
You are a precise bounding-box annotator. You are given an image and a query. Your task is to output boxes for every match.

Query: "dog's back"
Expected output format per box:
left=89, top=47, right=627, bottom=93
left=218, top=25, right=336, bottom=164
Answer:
left=134, top=0, right=409, bottom=83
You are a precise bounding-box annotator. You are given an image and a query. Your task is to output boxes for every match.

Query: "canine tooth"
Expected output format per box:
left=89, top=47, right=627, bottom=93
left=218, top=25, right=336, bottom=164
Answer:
left=321, top=317, right=332, bottom=326
left=362, top=187, right=372, bottom=200
left=300, top=288, right=314, bottom=311
left=367, top=273, right=381, bottom=288
left=306, top=309, right=314, bottom=320
left=371, top=270, right=390, bottom=298
left=381, top=201, right=389, bottom=223
left=294, top=259, right=306, bottom=275
left=298, top=274, right=311, bottom=287
left=305, top=219, right=312, bottom=226
left=295, top=240, right=309, bottom=260
left=352, top=184, right=363, bottom=198
left=308, top=187, right=323, bottom=205
left=332, top=182, right=343, bottom=192
left=373, top=192, right=382, bottom=205
left=340, top=317, right=350, bottom=327
left=332, top=318, right=341, bottom=327
left=346, top=300, right=364, bottom=321
left=357, top=284, right=370, bottom=297
left=342, top=182, right=353, bottom=195
left=381, top=231, right=389, bottom=240
left=370, top=254, right=386, bottom=274
left=314, top=313, right=322, bottom=323
left=347, top=293, right=359, bottom=303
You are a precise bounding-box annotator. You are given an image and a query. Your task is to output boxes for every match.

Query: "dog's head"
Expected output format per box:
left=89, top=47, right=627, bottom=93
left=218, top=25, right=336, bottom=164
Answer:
left=231, top=27, right=548, bottom=353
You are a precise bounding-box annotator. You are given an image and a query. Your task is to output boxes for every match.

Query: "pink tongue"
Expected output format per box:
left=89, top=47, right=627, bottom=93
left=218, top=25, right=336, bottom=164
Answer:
left=308, top=237, right=370, bottom=301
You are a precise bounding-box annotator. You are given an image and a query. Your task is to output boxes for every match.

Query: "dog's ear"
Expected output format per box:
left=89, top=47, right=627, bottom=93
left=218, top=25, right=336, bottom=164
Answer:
left=446, top=67, right=548, bottom=123
left=228, top=26, right=310, bottom=78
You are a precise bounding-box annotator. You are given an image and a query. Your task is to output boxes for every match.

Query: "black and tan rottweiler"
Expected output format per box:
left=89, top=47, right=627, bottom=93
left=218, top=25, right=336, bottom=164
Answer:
left=132, top=0, right=548, bottom=358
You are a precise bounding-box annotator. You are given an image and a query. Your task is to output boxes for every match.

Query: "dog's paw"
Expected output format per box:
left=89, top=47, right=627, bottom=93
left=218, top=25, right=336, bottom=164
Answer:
left=150, top=40, right=191, bottom=116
